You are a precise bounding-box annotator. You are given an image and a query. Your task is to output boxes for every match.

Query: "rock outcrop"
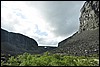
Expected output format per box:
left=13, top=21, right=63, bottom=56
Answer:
left=79, top=1, right=99, bottom=33
left=50, top=1, right=99, bottom=56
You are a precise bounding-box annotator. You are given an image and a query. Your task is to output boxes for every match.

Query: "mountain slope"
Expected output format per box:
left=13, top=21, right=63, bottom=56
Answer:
left=50, top=28, right=99, bottom=56
left=1, top=29, right=38, bottom=55
left=50, top=1, right=99, bottom=56
left=1, top=29, right=56, bottom=56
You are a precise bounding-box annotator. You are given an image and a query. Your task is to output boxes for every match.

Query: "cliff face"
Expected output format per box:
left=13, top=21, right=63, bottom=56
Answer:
left=50, top=1, right=99, bottom=56
left=79, top=1, right=99, bottom=33
left=1, top=29, right=56, bottom=55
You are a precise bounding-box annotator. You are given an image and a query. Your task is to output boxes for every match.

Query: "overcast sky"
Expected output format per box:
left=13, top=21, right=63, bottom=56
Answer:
left=1, top=1, right=85, bottom=47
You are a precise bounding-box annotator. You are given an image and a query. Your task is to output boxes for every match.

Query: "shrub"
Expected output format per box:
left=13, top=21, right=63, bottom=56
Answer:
left=1, top=52, right=99, bottom=66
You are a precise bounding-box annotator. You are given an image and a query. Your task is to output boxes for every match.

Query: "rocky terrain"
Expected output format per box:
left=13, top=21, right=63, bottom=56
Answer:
left=50, top=28, right=99, bottom=56
left=50, top=1, right=99, bottom=56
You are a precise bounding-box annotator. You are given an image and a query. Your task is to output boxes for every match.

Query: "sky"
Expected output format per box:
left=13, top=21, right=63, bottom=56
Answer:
left=1, top=1, right=85, bottom=47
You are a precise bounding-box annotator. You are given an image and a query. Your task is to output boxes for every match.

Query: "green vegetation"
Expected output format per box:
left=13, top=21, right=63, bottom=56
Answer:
left=1, top=52, right=99, bottom=66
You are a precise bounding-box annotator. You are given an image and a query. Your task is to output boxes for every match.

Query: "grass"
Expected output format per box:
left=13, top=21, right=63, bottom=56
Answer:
left=1, top=52, right=99, bottom=66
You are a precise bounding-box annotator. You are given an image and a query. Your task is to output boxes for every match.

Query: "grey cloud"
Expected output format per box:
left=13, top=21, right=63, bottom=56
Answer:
left=26, top=1, right=84, bottom=37
left=31, top=1, right=83, bottom=36
left=38, top=38, right=58, bottom=45
left=23, top=1, right=85, bottom=46
left=32, top=36, right=58, bottom=45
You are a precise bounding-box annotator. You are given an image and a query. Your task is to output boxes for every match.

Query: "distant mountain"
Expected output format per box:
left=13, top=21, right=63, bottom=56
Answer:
left=50, top=1, right=99, bottom=56
left=1, top=29, right=56, bottom=56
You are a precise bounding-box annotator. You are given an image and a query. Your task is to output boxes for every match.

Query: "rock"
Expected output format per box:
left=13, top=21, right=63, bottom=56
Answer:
left=79, top=1, right=99, bottom=33
left=1, top=57, right=6, bottom=61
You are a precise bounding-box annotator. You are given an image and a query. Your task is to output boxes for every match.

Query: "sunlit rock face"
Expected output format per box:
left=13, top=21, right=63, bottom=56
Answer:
left=79, top=1, right=99, bottom=33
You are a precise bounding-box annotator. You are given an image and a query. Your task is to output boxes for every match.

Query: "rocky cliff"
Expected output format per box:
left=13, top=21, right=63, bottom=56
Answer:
left=50, top=1, right=99, bottom=56
left=79, top=1, right=99, bottom=33
left=1, top=29, right=56, bottom=56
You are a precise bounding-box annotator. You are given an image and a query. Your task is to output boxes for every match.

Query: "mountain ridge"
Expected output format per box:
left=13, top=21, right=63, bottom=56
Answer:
left=1, top=28, right=56, bottom=56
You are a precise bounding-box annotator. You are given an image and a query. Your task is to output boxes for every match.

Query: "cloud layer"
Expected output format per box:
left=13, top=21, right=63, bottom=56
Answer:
left=1, top=1, right=85, bottom=47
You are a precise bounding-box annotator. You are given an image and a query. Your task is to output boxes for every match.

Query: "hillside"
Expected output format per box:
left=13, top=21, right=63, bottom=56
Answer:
left=50, top=1, right=99, bottom=56
left=50, top=28, right=99, bottom=56
left=1, top=29, right=56, bottom=56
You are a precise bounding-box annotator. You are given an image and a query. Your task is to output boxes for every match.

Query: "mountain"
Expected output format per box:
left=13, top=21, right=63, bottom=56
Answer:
left=50, top=1, right=99, bottom=56
left=1, top=29, right=56, bottom=56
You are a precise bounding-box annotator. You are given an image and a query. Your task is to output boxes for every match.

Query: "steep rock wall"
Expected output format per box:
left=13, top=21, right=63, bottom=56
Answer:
left=79, top=1, right=99, bottom=33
